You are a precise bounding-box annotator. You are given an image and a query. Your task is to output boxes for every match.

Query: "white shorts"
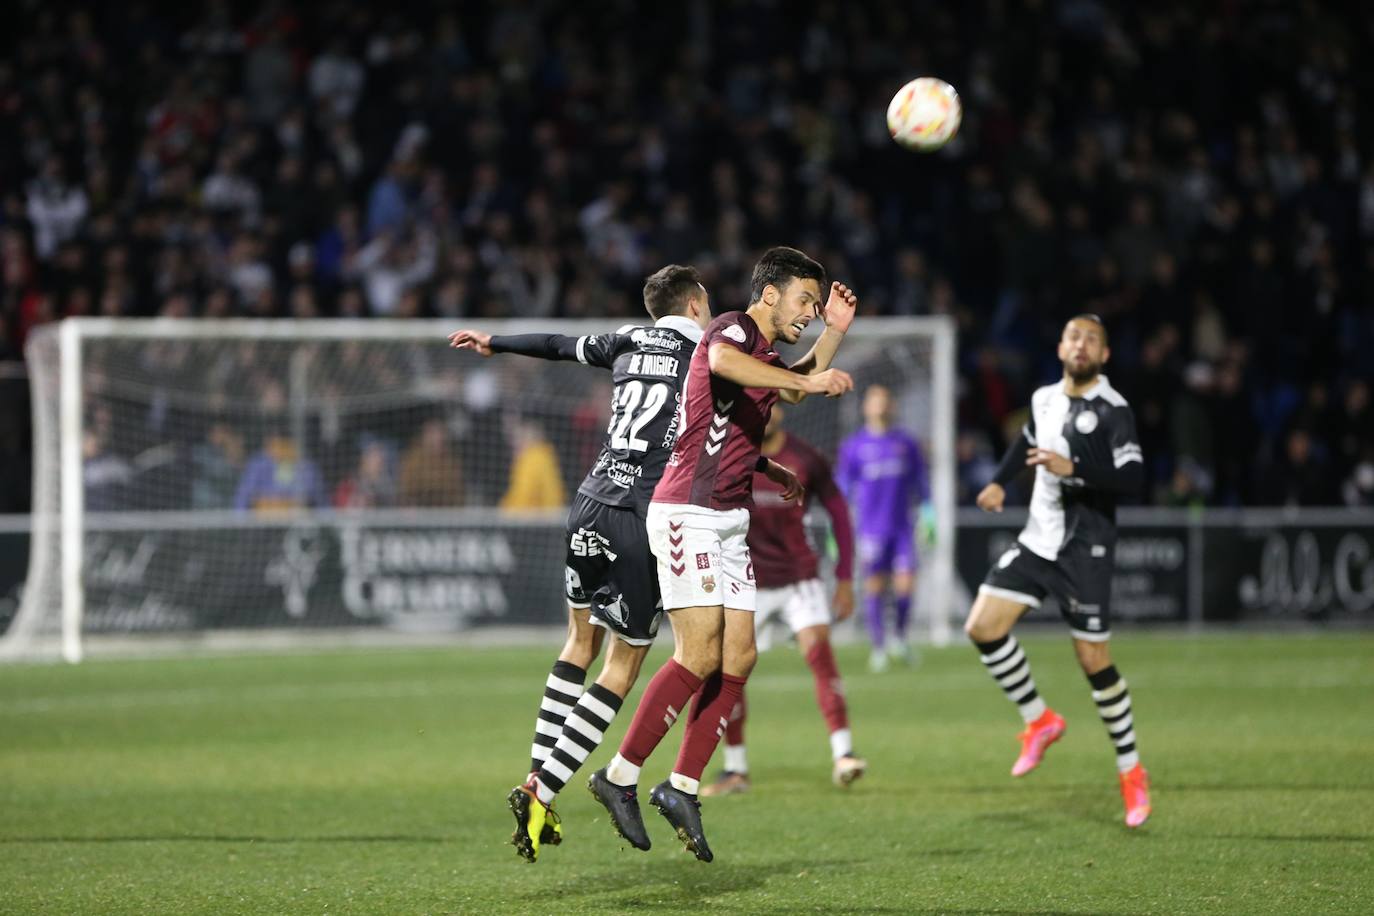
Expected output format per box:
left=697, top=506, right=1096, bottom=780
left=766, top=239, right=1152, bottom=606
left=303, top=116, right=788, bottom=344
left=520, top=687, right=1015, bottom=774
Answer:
left=647, top=501, right=755, bottom=612
left=755, top=578, right=831, bottom=652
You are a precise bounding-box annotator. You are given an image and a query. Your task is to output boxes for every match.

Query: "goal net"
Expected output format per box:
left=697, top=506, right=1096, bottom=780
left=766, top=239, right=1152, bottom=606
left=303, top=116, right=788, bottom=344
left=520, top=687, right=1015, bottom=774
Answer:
left=2, top=317, right=956, bottom=662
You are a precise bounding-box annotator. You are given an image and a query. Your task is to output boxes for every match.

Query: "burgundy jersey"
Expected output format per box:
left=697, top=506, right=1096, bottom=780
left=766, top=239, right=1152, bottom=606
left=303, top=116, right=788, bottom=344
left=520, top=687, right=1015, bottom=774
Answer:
left=748, top=433, right=855, bottom=589
left=653, top=311, right=786, bottom=510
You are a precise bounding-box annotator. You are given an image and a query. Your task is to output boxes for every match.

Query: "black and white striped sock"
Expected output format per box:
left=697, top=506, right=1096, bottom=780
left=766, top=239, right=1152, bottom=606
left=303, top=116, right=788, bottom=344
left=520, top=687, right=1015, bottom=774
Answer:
left=975, top=635, right=1048, bottom=723
left=1088, top=665, right=1139, bottom=772
left=528, top=660, right=587, bottom=774
left=535, top=683, right=623, bottom=803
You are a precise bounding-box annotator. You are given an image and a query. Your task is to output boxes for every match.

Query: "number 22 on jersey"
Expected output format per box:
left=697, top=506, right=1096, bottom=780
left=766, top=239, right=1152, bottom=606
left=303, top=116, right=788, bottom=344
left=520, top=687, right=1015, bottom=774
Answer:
left=608, top=380, right=670, bottom=452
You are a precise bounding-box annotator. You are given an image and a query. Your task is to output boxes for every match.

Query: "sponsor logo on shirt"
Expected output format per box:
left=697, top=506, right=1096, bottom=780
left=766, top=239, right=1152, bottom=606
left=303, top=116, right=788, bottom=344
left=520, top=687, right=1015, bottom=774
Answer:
left=593, top=454, right=644, bottom=487
left=1074, top=410, right=1099, bottom=434
left=630, top=328, right=685, bottom=351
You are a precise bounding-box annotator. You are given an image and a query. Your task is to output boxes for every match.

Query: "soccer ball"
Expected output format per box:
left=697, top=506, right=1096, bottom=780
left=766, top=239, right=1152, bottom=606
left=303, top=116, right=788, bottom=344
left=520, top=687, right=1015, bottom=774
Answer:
left=886, top=77, right=962, bottom=152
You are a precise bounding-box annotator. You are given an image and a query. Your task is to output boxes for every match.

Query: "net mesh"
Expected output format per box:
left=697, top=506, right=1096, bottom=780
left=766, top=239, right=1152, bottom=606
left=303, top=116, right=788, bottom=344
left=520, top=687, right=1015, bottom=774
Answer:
left=3, top=318, right=951, bottom=660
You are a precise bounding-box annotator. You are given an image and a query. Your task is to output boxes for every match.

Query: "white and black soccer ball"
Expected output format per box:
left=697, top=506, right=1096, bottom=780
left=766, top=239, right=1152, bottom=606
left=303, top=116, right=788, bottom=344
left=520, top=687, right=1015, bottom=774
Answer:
left=886, top=77, right=962, bottom=152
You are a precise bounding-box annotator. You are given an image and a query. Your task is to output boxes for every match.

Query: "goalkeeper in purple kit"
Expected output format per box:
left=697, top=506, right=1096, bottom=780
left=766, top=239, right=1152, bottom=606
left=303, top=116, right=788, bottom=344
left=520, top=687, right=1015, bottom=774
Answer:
left=835, top=384, right=932, bottom=671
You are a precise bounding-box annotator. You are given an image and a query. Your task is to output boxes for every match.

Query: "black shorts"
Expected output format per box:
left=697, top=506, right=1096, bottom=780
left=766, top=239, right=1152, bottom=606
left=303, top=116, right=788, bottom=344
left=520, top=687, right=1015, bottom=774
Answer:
left=980, top=540, right=1113, bottom=642
left=564, top=493, right=663, bottom=646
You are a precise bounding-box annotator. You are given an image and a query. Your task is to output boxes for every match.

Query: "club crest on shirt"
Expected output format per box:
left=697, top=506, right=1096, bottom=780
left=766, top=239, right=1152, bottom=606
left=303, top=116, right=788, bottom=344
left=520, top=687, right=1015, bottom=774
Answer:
left=721, top=324, right=747, bottom=343
left=696, top=552, right=711, bottom=570
left=701, top=575, right=716, bottom=593
left=1074, top=410, right=1099, bottom=434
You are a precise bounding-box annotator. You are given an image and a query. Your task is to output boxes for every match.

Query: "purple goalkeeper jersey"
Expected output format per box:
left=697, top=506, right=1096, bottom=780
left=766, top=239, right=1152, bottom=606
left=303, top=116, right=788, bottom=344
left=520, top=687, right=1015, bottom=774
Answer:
left=835, top=427, right=929, bottom=537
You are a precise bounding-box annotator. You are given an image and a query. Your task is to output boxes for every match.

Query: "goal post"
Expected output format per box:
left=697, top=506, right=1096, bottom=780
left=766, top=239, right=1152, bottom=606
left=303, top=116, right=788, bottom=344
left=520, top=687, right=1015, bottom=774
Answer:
left=2, top=316, right=957, bottom=662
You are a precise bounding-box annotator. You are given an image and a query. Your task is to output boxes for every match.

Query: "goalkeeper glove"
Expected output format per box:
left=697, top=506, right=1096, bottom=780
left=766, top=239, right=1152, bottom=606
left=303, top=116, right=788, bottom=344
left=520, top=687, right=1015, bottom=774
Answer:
left=917, top=501, right=937, bottom=547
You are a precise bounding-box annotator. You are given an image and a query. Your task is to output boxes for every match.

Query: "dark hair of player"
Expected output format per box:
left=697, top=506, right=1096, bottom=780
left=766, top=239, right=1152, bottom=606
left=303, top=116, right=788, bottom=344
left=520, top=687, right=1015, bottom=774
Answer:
left=1069, top=313, right=1108, bottom=343
left=748, top=246, right=827, bottom=304
left=642, top=264, right=705, bottom=319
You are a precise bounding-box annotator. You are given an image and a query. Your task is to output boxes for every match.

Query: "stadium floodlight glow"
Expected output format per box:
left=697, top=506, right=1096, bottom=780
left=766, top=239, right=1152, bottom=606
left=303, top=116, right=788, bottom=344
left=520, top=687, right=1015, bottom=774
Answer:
left=2, top=317, right=956, bottom=662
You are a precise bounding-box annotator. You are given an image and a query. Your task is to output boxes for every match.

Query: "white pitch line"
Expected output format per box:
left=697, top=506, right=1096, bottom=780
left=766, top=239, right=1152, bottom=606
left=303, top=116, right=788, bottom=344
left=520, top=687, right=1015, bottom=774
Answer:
left=4, top=670, right=1373, bottom=715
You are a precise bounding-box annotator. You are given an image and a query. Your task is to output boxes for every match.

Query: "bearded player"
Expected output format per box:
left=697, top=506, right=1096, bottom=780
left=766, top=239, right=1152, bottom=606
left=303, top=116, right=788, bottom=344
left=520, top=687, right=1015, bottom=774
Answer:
left=588, top=246, right=858, bottom=862
left=966, top=314, right=1151, bottom=828
left=701, top=406, right=864, bottom=796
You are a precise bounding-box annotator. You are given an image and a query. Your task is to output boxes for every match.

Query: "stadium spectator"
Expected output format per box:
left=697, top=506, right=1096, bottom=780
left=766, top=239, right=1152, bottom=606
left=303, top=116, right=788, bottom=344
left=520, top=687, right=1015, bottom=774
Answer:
left=1345, top=454, right=1374, bottom=508
left=1, top=1, right=1372, bottom=509
left=190, top=421, right=247, bottom=510
left=1256, top=428, right=1337, bottom=508
left=308, top=37, right=366, bottom=121
left=83, top=429, right=132, bottom=512
left=25, top=157, right=88, bottom=261
left=499, top=416, right=565, bottom=512
left=397, top=417, right=463, bottom=507
left=956, top=430, right=998, bottom=507
left=234, top=430, right=327, bottom=513
left=346, top=226, right=437, bottom=316
left=1336, top=381, right=1373, bottom=486
left=334, top=436, right=398, bottom=509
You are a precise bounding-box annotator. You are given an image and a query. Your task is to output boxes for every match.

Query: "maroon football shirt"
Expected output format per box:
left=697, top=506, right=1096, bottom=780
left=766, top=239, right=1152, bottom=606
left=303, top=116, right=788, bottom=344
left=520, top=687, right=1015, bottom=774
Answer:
left=747, top=432, right=855, bottom=589
left=653, top=311, right=785, bottom=510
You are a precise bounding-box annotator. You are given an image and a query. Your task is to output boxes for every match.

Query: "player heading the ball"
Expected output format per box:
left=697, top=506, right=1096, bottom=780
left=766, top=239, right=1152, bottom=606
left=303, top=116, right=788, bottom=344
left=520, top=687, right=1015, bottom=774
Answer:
left=589, top=246, right=857, bottom=863
left=451, top=265, right=711, bottom=863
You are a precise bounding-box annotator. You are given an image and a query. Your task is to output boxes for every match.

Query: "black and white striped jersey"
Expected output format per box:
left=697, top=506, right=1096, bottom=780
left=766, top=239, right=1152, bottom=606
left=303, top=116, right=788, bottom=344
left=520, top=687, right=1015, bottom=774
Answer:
left=489, top=315, right=702, bottom=512
left=1000, top=376, right=1143, bottom=562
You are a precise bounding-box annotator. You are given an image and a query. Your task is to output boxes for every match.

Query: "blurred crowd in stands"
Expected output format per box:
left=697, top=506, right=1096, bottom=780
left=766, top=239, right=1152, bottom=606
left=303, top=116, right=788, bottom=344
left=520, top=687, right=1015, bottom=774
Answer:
left=2, top=0, right=1372, bottom=512
left=73, top=334, right=580, bottom=514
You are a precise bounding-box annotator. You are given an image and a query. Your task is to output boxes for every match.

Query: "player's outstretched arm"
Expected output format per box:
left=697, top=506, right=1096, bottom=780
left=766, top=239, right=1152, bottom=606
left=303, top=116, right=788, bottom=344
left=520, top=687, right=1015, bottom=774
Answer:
left=708, top=343, right=853, bottom=403
left=448, top=329, right=579, bottom=362
left=448, top=329, right=495, bottom=356
left=788, top=282, right=858, bottom=378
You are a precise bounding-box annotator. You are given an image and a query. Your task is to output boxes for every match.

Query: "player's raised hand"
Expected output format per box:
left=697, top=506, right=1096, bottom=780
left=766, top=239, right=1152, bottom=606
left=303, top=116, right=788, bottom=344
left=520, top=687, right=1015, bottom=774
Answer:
left=821, top=281, right=858, bottom=334
left=805, top=368, right=854, bottom=398
left=832, top=579, right=855, bottom=621
left=976, top=482, right=1005, bottom=513
left=763, top=459, right=805, bottom=502
left=448, top=329, right=494, bottom=357
left=1026, top=448, right=1074, bottom=477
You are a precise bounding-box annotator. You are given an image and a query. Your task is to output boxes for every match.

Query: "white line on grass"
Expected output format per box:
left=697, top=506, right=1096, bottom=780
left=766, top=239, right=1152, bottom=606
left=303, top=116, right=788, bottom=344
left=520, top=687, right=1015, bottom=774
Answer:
left=4, top=669, right=1373, bottom=715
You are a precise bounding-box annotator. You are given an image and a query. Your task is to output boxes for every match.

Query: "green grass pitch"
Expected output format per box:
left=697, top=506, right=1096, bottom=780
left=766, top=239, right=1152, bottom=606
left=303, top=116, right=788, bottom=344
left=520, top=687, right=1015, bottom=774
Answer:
left=1, top=632, right=1371, bottom=915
